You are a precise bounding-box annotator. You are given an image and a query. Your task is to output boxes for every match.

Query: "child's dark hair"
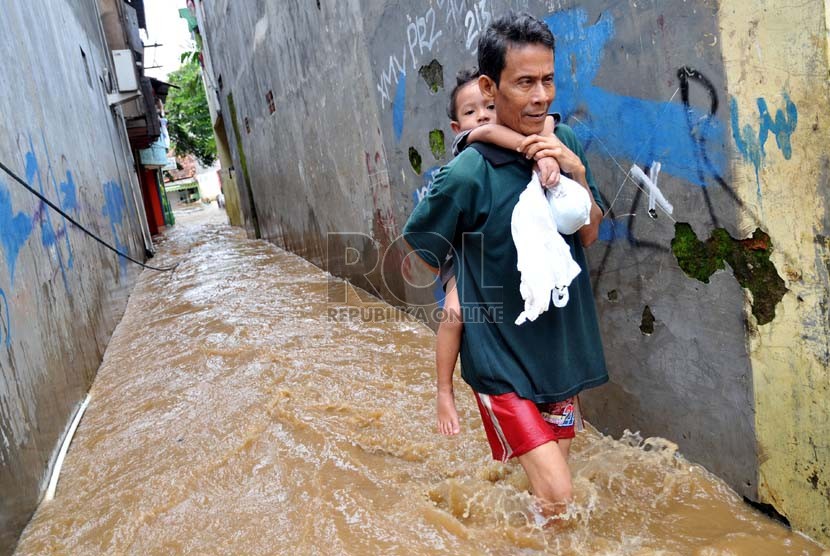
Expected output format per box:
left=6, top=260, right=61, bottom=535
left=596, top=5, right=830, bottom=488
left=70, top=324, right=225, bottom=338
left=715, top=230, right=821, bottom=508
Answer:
left=446, top=68, right=480, bottom=121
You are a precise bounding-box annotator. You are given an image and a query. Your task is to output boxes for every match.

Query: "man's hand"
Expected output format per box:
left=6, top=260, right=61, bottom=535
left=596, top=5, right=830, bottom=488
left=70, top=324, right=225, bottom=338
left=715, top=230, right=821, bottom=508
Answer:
left=520, top=136, right=603, bottom=247
left=519, top=135, right=585, bottom=179
left=534, top=157, right=561, bottom=188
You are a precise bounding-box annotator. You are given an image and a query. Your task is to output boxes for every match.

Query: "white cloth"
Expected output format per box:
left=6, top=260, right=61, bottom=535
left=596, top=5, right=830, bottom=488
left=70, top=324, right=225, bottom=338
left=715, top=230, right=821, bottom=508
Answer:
left=546, top=175, right=592, bottom=235
left=511, top=173, right=582, bottom=325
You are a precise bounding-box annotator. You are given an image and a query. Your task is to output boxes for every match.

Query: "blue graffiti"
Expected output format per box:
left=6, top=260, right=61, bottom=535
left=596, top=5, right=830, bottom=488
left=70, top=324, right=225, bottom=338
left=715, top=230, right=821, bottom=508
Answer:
left=41, top=135, right=75, bottom=269
left=25, top=138, right=71, bottom=290
left=0, top=134, right=131, bottom=294
left=0, top=182, right=33, bottom=284
left=412, top=165, right=441, bottom=205
left=544, top=9, right=725, bottom=188
left=102, top=180, right=128, bottom=275
left=0, top=288, right=9, bottom=347
left=598, top=219, right=630, bottom=243
left=758, top=95, right=798, bottom=159
left=26, top=148, right=53, bottom=248
left=393, top=71, right=407, bottom=141
left=60, top=170, right=79, bottom=214
left=730, top=93, right=798, bottom=190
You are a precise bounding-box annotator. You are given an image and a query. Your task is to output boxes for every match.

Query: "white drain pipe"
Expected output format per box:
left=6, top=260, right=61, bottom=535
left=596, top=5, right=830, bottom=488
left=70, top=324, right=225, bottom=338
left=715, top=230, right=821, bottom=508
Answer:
left=44, top=394, right=91, bottom=502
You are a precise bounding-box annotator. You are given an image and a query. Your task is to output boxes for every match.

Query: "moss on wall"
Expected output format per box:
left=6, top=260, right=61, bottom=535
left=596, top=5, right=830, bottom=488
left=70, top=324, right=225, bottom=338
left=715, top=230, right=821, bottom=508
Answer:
left=408, top=147, right=422, bottom=174
left=429, top=129, right=446, bottom=160
left=671, top=223, right=787, bottom=325
left=226, top=92, right=261, bottom=238
left=418, top=59, right=444, bottom=93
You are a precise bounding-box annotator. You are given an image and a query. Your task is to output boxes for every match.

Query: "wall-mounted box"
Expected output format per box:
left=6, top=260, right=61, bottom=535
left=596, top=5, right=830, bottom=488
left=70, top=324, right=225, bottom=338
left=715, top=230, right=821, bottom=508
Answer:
left=112, top=49, right=138, bottom=92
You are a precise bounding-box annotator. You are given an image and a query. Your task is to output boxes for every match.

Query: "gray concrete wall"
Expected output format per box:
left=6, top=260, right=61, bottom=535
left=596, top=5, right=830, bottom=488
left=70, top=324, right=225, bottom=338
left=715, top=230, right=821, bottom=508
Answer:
left=199, top=0, right=830, bottom=539
left=199, top=0, right=410, bottom=300
left=0, top=1, right=146, bottom=552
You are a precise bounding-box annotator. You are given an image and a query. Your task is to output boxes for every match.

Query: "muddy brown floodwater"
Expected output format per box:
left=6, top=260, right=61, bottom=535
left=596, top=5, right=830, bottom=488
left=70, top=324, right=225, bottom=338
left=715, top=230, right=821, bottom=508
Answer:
left=14, top=206, right=827, bottom=555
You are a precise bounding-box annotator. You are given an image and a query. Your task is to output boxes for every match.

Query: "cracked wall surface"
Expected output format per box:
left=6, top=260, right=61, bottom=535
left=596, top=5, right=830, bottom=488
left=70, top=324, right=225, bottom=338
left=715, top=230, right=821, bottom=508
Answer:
left=671, top=223, right=788, bottom=325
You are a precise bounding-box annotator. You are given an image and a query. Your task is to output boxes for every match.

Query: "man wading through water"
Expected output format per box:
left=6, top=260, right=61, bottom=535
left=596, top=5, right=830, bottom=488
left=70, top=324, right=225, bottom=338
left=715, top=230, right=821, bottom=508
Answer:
left=403, top=13, right=608, bottom=515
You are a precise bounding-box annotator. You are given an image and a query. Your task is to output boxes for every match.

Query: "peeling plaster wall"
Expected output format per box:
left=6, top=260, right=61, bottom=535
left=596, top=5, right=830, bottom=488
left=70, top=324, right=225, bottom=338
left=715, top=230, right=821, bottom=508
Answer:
left=0, top=1, right=145, bottom=553
left=719, top=1, right=830, bottom=542
left=199, top=0, right=829, bottom=543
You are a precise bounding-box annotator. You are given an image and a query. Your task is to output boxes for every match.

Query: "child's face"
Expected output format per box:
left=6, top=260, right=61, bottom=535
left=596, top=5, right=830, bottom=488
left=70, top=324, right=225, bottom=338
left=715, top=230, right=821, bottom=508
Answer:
left=451, top=81, right=496, bottom=134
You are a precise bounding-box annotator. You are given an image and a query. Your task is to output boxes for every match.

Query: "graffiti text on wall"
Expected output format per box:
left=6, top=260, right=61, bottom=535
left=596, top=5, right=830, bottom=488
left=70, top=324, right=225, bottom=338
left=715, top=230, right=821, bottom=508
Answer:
left=25, top=135, right=75, bottom=292
left=103, top=180, right=129, bottom=275
left=730, top=94, right=798, bottom=200
left=376, top=0, right=492, bottom=132
left=0, top=133, right=129, bottom=347
left=412, top=166, right=441, bottom=206
left=0, top=181, right=34, bottom=284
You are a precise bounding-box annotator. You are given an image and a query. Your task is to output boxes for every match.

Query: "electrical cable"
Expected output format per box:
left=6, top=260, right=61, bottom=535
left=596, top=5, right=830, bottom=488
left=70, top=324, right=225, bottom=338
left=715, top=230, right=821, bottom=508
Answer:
left=0, top=159, right=178, bottom=272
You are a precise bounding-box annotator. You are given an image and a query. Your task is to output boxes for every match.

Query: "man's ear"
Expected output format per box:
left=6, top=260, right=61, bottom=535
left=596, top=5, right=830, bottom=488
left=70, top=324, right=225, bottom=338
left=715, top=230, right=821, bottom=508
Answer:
left=450, top=121, right=462, bottom=134
left=478, top=74, right=497, bottom=102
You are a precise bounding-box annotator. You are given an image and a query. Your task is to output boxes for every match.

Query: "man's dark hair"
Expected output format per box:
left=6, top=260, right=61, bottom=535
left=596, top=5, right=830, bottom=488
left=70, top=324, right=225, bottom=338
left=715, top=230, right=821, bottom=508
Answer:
left=477, top=12, right=555, bottom=86
left=446, top=67, right=480, bottom=121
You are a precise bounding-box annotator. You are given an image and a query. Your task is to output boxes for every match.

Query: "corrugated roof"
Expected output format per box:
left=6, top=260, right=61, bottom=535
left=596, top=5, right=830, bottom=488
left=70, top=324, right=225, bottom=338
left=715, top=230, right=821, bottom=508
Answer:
left=149, top=77, right=179, bottom=103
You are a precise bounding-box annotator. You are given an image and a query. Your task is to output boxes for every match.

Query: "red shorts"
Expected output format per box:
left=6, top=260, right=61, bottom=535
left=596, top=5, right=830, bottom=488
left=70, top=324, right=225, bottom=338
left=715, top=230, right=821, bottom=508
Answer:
left=473, top=392, right=583, bottom=462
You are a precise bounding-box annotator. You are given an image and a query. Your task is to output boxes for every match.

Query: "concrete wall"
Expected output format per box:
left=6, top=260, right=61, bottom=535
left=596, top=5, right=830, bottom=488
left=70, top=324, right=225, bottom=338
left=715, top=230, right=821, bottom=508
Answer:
left=0, top=1, right=146, bottom=553
left=199, top=0, right=829, bottom=543
left=191, top=0, right=244, bottom=230
left=213, top=117, right=244, bottom=227
left=719, top=1, right=830, bottom=542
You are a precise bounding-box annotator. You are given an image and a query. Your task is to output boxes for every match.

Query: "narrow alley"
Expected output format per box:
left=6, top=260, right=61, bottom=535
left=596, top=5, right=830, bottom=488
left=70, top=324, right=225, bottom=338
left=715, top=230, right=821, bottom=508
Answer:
left=3, top=0, right=830, bottom=553
left=12, top=207, right=824, bottom=555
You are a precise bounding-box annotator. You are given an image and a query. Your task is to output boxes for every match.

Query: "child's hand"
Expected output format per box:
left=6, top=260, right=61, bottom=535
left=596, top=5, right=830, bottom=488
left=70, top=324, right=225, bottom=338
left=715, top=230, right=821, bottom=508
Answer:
left=534, top=158, right=561, bottom=188
left=519, top=135, right=585, bottom=178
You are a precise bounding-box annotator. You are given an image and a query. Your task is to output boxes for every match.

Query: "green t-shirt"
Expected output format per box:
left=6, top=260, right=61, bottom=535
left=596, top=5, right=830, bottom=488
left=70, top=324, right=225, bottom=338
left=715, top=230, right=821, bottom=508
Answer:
left=403, top=124, right=608, bottom=403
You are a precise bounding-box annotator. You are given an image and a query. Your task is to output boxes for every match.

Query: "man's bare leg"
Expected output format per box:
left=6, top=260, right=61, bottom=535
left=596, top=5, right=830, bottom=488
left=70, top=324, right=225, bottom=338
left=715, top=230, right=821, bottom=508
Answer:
left=557, top=438, right=572, bottom=460
left=517, top=440, right=573, bottom=516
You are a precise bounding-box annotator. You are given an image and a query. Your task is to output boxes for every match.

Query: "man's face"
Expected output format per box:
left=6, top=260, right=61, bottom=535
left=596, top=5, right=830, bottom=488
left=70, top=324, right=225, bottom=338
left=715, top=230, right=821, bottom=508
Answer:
left=480, top=43, right=555, bottom=135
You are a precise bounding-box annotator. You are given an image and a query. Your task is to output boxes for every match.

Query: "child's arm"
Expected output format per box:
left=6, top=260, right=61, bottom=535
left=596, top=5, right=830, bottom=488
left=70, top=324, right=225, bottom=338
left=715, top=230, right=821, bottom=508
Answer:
left=466, top=118, right=561, bottom=186
left=466, top=123, right=527, bottom=151
left=465, top=116, right=558, bottom=149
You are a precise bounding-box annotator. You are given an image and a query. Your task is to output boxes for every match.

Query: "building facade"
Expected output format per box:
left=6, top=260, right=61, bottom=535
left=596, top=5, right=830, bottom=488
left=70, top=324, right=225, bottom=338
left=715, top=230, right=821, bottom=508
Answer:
left=0, top=1, right=159, bottom=552
left=183, top=0, right=246, bottom=229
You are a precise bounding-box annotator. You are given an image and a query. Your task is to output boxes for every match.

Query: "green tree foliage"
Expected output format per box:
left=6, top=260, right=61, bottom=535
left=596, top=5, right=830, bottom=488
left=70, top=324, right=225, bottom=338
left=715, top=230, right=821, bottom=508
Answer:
left=165, top=55, right=216, bottom=166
